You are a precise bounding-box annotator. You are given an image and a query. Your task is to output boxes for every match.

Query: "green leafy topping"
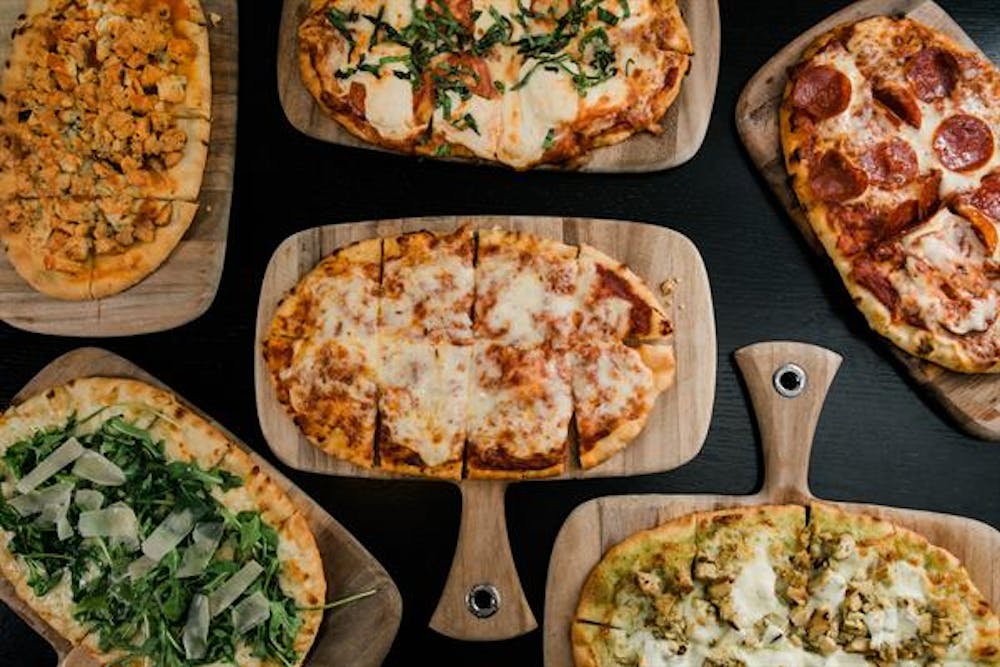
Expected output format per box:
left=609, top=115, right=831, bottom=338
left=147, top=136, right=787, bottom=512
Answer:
left=596, top=6, right=618, bottom=25
left=0, top=416, right=301, bottom=666
left=542, top=127, right=556, bottom=150
left=326, top=6, right=361, bottom=57
left=618, top=0, right=630, bottom=18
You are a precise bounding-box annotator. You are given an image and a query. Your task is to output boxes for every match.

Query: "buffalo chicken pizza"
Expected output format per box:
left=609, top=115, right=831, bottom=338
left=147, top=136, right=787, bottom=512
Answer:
left=0, top=378, right=325, bottom=666
left=263, top=226, right=676, bottom=479
left=573, top=503, right=1000, bottom=666
left=297, top=0, right=693, bottom=169
left=781, top=16, right=1000, bottom=372
left=0, top=0, right=212, bottom=299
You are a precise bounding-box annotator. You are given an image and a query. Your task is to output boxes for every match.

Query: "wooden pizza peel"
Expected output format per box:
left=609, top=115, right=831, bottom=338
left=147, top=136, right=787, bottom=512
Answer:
left=735, top=0, right=1000, bottom=441
left=543, top=340, right=1000, bottom=666
left=0, top=348, right=403, bottom=667
left=254, top=215, right=717, bottom=640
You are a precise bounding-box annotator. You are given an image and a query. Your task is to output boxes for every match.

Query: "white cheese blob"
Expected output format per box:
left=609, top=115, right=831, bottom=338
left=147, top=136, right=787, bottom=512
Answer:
left=72, top=450, right=126, bottom=486
left=177, top=521, right=225, bottom=578
left=78, top=502, right=139, bottom=541
left=730, top=541, right=787, bottom=630
left=182, top=593, right=210, bottom=660
left=141, top=508, right=197, bottom=562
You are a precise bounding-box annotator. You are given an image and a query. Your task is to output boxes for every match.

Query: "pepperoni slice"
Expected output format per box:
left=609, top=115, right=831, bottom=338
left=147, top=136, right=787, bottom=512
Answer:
left=809, top=150, right=868, bottom=202
left=873, top=85, right=922, bottom=129
left=905, top=47, right=960, bottom=102
left=790, top=65, right=851, bottom=120
left=859, top=138, right=918, bottom=189
left=973, top=173, right=1000, bottom=221
left=933, top=114, right=994, bottom=172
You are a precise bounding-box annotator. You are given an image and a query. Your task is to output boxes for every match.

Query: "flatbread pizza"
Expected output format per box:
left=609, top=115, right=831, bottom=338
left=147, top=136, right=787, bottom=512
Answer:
left=0, top=378, right=327, bottom=666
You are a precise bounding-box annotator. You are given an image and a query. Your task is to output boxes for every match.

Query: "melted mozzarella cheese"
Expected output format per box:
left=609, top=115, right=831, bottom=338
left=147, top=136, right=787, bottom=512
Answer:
left=730, top=541, right=787, bottom=629
left=381, top=249, right=473, bottom=341
left=900, top=209, right=998, bottom=335
left=499, top=62, right=580, bottom=167
left=887, top=561, right=928, bottom=602
left=435, top=92, right=503, bottom=159
left=313, top=272, right=379, bottom=339
left=379, top=341, right=469, bottom=467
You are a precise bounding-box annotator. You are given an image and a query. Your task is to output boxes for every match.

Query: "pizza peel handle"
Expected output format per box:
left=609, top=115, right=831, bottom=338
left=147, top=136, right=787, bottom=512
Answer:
left=733, top=341, right=843, bottom=504
left=429, top=481, right=537, bottom=640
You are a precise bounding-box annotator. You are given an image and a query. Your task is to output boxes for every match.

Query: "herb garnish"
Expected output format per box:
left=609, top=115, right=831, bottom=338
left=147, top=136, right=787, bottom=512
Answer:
left=326, top=6, right=361, bottom=57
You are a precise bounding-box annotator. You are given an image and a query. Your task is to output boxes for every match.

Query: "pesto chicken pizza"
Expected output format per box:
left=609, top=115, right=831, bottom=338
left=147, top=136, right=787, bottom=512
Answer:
left=0, top=0, right=212, bottom=300
left=297, top=0, right=692, bottom=168
left=263, top=225, right=676, bottom=479
left=781, top=16, right=1000, bottom=372
left=573, top=503, right=1000, bottom=666
left=0, top=378, right=326, bottom=666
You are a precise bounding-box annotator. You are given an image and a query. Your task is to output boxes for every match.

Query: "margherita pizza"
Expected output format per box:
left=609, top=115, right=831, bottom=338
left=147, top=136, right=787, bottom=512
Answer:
left=297, top=0, right=692, bottom=169
left=781, top=16, right=1000, bottom=373
left=0, top=378, right=326, bottom=666
left=573, top=503, right=1000, bottom=666
left=0, top=0, right=212, bottom=300
left=263, top=226, right=676, bottom=479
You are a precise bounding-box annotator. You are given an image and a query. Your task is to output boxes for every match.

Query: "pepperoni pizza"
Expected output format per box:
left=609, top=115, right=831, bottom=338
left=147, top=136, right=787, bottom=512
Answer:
left=781, top=16, right=1000, bottom=372
left=263, top=226, right=676, bottom=479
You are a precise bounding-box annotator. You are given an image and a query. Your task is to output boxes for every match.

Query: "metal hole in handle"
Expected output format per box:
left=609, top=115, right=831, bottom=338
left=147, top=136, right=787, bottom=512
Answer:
left=466, top=583, right=501, bottom=619
left=773, top=363, right=807, bottom=398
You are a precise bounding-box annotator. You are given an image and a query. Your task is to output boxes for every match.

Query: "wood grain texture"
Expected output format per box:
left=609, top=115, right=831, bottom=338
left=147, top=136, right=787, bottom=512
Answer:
left=0, top=348, right=402, bottom=667
left=0, top=1, right=238, bottom=337
left=253, top=215, right=715, bottom=640
left=543, top=341, right=1000, bottom=667
left=734, top=0, right=1000, bottom=442
left=276, top=0, right=719, bottom=173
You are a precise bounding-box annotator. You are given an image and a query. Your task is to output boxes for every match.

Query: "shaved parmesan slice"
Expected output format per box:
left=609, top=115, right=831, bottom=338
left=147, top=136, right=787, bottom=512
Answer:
left=35, top=496, right=74, bottom=541
left=9, top=481, right=74, bottom=516
left=74, top=488, right=105, bottom=511
left=126, top=555, right=159, bottom=581
left=142, top=509, right=197, bottom=562
left=232, top=590, right=271, bottom=634
left=78, top=503, right=139, bottom=541
left=16, top=437, right=85, bottom=493
left=182, top=594, right=210, bottom=660
left=177, top=522, right=224, bottom=578
left=72, top=450, right=126, bottom=486
left=208, top=560, right=263, bottom=617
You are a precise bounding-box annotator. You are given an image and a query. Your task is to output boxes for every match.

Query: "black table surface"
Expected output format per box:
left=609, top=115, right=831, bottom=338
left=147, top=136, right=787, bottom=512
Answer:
left=3, top=1, right=1000, bottom=665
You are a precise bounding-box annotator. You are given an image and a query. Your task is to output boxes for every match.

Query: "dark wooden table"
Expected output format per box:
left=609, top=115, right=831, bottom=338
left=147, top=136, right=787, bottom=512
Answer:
left=2, top=1, right=999, bottom=665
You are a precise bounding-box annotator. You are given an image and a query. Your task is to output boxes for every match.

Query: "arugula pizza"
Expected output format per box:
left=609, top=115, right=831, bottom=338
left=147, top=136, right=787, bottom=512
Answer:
left=573, top=503, right=1000, bottom=666
left=263, top=225, right=676, bottom=479
left=297, top=0, right=692, bottom=169
left=0, top=0, right=212, bottom=300
left=780, top=16, right=1000, bottom=372
left=0, top=378, right=326, bottom=666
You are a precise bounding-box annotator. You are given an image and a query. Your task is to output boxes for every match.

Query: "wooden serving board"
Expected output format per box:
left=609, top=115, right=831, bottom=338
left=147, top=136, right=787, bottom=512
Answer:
left=543, top=341, right=1000, bottom=667
left=0, top=1, right=238, bottom=337
left=0, top=348, right=402, bottom=667
left=734, top=0, right=1000, bottom=441
left=253, top=216, right=716, bottom=640
left=276, top=0, right=720, bottom=173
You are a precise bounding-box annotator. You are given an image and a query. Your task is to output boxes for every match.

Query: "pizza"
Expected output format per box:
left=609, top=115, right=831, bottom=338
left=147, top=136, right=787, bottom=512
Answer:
left=780, top=16, right=1000, bottom=373
left=0, top=378, right=326, bottom=667
left=573, top=503, right=1000, bottom=666
left=297, top=0, right=692, bottom=169
left=0, top=0, right=212, bottom=300
left=263, top=225, right=676, bottom=479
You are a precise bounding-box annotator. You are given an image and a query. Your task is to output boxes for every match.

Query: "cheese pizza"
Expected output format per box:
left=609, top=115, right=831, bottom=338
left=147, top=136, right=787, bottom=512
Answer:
left=263, top=225, right=676, bottom=479
left=297, top=0, right=692, bottom=169
left=0, top=0, right=212, bottom=300
left=0, top=378, right=326, bottom=666
left=573, top=503, right=1000, bottom=666
left=780, top=16, right=1000, bottom=372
